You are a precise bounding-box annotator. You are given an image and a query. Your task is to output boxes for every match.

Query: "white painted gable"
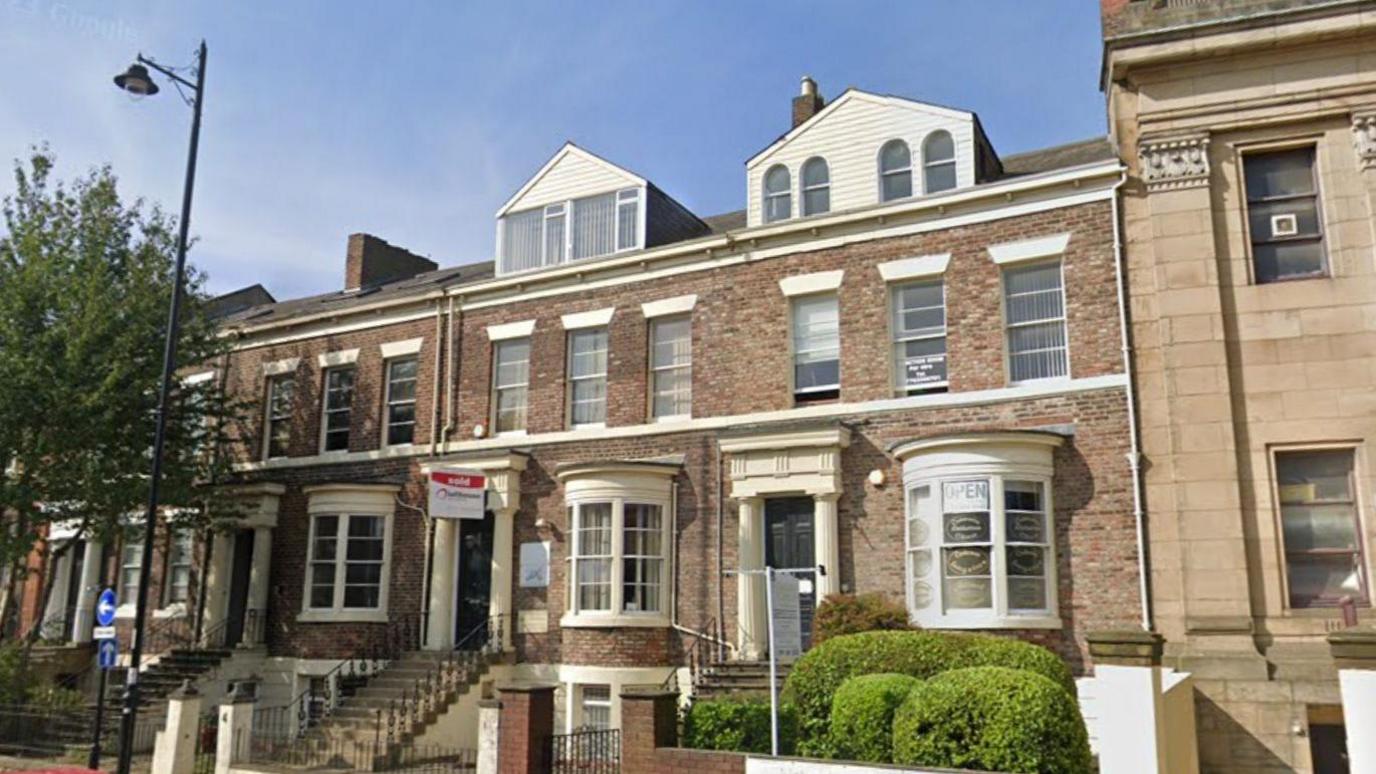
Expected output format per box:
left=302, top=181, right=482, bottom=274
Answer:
left=498, top=143, right=645, bottom=216
left=745, top=90, right=981, bottom=227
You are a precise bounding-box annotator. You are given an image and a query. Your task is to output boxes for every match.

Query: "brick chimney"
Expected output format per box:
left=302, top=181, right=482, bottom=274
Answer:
left=792, top=76, right=824, bottom=128
left=344, top=233, right=438, bottom=291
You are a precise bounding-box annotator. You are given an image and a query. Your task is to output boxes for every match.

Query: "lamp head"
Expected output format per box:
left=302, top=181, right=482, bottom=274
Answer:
left=114, top=63, right=159, bottom=96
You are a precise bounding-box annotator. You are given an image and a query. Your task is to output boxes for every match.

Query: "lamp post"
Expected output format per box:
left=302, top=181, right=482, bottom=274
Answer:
left=110, top=41, right=207, bottom=774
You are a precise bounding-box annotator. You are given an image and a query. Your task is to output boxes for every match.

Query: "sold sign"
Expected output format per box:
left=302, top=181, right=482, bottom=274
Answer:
left=429, top=468, right=487, bottom=520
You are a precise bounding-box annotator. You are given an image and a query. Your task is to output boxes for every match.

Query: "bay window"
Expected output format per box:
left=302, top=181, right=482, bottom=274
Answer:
left=300, top=484, right=396, bottom=622
left=559, top=464, right=676, bottom=626
left=894, top=432, right=1063, bottom=629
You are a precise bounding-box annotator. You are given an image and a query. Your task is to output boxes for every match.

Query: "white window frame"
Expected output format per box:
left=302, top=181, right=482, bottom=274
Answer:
left=1002, top=259, right=1070, bottom=385
left=890, top=279, right=948, bottom=395
left=790, top=293, right=841, bottom=402
left=878, top=139, right=914, bottom=202
left=922, top=130, right=957, bottom=193
left=763, top=164, right=792, bottom=223
left=492, top=338, right=531, bottom=436
left=117, top=536, right=143, bottom=614
left=566, top=327, right=609, bottom=429
left=559, top=468, right=674, bottom=628
left=498, top=187, right=645, bottom=274
left=648, top=314, right=692, bottom=422
left=263, top=373, right=295, bottom=460
left=577, top=684, right=613, bottom=731
left=163, top=530, right=194, bottom=607
left=382, top=356, right=419, bottom=447
left=894, top=433, right=1063, bottom=630
left=800, top=156, right=830, bottom=216
left=318, top=366, right=356, bottom=454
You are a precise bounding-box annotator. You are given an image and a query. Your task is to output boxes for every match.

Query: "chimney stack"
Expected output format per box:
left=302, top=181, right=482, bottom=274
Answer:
left=792, top=76, right=824, bottom=128
left=345, top=233, right=438, bottom=291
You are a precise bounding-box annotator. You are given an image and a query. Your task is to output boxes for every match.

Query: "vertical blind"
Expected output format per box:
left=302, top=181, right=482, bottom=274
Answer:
left=500, top=188, right=640, bottom=274
left=1004, top=261, right=1068, bottom=382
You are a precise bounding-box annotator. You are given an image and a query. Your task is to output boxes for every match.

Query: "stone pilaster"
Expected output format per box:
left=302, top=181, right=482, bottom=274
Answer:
left=736, top=497, right=765, bottom=660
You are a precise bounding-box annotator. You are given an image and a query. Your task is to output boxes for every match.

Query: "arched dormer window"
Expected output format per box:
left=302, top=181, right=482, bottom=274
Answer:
left=878, top=140, right=913, bottom=202
left=800, top=157, right=830, bottom=216
left=923, top=131, right=957, bottom=193
left=763, top=165, right=792, bottom=223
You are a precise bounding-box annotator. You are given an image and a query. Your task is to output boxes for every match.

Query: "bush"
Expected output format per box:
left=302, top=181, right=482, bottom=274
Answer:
left=892, top=666, right=1091, bottom=774
left=828, top=673, right=921, bottom=763
left=682, top=694, right=797, bottom=755
left=782, top=630, right=968, bottom=757
left=782, top=630, right=1075, bottom=757
left=813, top=593, right=912, bottom=645
left=957, top=635, right=1076, bottom=695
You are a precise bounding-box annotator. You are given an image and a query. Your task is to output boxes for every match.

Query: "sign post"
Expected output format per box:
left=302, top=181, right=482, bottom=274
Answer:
left=727, top=567, right=809, bottom=757
left=89, top=588, right=119, bottom=770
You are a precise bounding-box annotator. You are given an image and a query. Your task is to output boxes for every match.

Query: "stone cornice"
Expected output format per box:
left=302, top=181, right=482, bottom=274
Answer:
left=1138, top=133, right=1211, bottom=192
left=1354, top=109, right=1376, bottom=170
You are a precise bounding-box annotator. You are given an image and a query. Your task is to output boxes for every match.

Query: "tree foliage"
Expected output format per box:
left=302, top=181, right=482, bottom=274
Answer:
left=0, top=149, right=249, bottom=636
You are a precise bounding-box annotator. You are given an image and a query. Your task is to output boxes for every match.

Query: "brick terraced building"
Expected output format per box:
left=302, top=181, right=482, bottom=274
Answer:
left=196, top=81, right=1145, bottom=736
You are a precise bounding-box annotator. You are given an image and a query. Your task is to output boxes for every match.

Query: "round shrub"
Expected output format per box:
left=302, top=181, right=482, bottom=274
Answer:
left=813, top=592, right=913, bottom=645
left=828, top=673, right=921, bottom=763
left=782, top=630, right=1075, bottom=756
left=955, top=634, right=1076, bottom=695
left=682, top=694, right=798, bottom=755
left=782, top=630, right=969, bottom=757
left=892, top=666, right=1091, bottom=774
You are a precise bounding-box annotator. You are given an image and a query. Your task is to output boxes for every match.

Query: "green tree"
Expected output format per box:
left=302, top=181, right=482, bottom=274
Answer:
left=0, top=149, right=248, bottom=641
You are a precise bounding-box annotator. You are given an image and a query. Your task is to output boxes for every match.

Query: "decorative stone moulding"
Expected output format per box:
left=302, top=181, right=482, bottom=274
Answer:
left=1138, top=133, right=1211, bottom=192
left=1354, top=110, right=1376, bottom=170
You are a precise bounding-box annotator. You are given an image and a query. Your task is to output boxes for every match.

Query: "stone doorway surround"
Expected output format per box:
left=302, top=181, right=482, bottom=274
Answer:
left=422, top=451, right=527, bottom=651
left=204, top=482, right=284, bottom=646
left=719, top=422, right=849, bottom=660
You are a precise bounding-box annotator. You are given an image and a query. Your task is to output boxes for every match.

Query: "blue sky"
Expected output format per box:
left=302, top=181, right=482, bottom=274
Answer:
left=0, top=1, right=1107, bottom=301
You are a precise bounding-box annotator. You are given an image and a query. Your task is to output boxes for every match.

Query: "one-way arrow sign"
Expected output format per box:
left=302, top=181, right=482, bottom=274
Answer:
left=96, top=588, right=117, bottom=627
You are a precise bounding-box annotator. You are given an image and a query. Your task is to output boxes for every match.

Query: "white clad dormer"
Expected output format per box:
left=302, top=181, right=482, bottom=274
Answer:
left=746, top=81, right=1002, bottom=227
left=495, top=143, right=708, bottom=276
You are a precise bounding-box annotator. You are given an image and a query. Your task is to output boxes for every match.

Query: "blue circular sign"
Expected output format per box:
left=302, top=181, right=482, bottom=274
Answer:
left=96, top=588, right=118, bottom=627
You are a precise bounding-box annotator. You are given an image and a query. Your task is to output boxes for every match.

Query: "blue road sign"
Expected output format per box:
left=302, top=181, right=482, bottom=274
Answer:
left=96, top=588, right=117, bottom=627
left=97, top=638, right=118, bottom=670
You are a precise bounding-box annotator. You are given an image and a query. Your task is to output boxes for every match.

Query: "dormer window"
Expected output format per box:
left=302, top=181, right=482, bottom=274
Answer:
left=879, top=140, right=913, bottom=202
left=764, top=165, right=792, bottom=223
left=500, top=187, right=643, bottom=274
left=801, top=157, right=830, bottom=216
left=923, top=131, right=957, bottom=193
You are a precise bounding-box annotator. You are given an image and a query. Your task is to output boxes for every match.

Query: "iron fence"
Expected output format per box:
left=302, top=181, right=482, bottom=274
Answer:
left=550, top=728, right=621, bottom=774
left=238, top=718, right=475, bottom=774
left=0, top=702, right=163, bottom=759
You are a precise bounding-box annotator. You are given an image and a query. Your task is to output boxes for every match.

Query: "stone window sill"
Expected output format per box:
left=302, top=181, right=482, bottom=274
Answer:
left=918, top=615, right=1063, bottom=631
left=560, top=612, right=671, bottom=629
left=297, top=609, right=389, bottom=624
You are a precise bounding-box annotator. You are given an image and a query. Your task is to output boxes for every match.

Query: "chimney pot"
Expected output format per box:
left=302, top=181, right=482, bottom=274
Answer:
left=791, top=76, right=824, bottom=129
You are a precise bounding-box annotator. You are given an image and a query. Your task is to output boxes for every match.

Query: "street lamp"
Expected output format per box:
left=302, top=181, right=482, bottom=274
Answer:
left=108, top=41, right=207, bottom=774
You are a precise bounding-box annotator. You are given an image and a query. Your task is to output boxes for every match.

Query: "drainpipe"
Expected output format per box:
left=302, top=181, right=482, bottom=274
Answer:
left=430, top=300, right=444, bottom=454
left=1111, top=170, right=1153, bottom=632
left=715, top=438, right=725, bottom=657
left=442, top=296, right=460, bottom=444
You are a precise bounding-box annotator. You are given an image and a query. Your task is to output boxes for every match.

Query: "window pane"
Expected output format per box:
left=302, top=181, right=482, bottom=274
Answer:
left=880, top=140, right=910, bottom=174
left=802, top=158, right=829, bottom=216
left=803, top=187, right=830, bottom=216
left=1244, top=147, right=1316, bottom=200
left=617, top=200, right=638, bottom=251
left=924, top=162, right=957, bottom=194
left=495, top=340, right=531, bottom=386
left=571, top=192, right=617, bottom=260
left=545, top=210, right=566, bottom=266
left=570, top=330, right=609, bottom=377
left=764, top=166, right=791, bottom=223
left=924, top=131, right=955, bottom=162
left=1252, top=241, right=1325, bottom=283
left=1005, top=262, right=1068, bottom=382
left=942, top=511, right=990, bottom=544
left=501, top=208, right=543, bottom=273
left=882, top=172, right=912, bottom=202
left=1006, top=578, right=1047, bottom=610
left=1287, top=554, right=1364, bottom=607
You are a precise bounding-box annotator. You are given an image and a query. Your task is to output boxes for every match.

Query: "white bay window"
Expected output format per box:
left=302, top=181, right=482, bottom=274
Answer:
left=559, top=463, right=676, bottom=627
left=893, top=432, right=1063, bottom=629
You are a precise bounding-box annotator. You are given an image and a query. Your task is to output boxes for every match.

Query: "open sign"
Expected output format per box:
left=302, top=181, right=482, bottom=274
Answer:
left=429, top=468, right=486, bottom=520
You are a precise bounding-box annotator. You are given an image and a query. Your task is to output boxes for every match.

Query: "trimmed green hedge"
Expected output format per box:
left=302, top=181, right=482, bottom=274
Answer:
left=892, top=666, right=1091, bottom=774
left=681, top=694, right=797, bottom=755
left=781, top=630, right=1074, bottom=756
left=828, top=673, right=922, bottom=763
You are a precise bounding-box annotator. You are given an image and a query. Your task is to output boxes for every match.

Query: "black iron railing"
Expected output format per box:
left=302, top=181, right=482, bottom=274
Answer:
left=550, top=728, right=621, bottom=773
left=661, top=617, right=726, bottom=694
left=0, top=703, right=163, bottom=758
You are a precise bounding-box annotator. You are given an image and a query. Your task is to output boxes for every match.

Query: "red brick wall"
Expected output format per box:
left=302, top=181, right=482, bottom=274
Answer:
left=621, top=690, right=746, bottom=774
left=220, top=198, right=1139, bottom=673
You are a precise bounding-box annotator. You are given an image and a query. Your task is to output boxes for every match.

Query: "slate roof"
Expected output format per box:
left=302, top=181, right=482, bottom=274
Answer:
left=219, top=136, right=1119, bottom=331
left=997, top=137, right=1117, bottom=178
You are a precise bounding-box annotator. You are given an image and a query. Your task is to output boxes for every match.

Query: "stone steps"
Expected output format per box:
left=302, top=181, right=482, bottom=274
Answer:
left=694, top=660, right=793, bottom=700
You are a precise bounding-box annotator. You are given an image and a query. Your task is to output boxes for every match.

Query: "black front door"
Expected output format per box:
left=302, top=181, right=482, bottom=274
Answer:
left=454, top=511, right=495, bottom=648
left=224, top=530, right=254, bottom=648
left=764, top=497, right=816, bottom=650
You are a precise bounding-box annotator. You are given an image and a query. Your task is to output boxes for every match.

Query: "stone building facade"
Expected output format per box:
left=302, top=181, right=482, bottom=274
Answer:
left=1102, top=0, right=1376, bottom=770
